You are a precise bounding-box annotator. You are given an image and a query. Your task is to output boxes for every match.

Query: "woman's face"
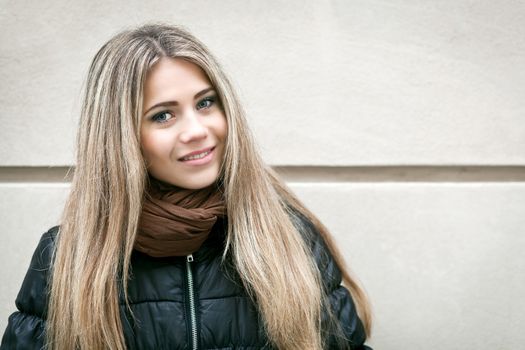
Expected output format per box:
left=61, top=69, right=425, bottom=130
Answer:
left=140, top=57, right=227, bottom=189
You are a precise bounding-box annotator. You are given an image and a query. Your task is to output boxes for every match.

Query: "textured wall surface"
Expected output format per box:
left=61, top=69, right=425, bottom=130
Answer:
left=1, top=1, right=524, bottom=349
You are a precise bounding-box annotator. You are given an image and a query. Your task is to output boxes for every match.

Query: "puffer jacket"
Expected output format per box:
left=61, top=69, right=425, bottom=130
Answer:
left=1, top=214, right=371, bottom=349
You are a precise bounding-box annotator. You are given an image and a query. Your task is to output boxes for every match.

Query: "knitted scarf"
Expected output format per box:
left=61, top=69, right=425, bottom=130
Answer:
left=135, top=177, right=226, bottom=257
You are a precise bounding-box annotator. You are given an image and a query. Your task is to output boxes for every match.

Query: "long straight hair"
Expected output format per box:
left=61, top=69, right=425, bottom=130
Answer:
left=46, top=24, right=371, bottom=350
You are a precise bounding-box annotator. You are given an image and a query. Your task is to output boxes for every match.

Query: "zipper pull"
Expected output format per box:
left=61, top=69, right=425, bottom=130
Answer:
left=187, top=254, right=194, bottom=263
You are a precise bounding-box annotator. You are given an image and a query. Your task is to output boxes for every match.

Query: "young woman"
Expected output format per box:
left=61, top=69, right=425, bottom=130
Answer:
left=1, top=24, right=372, bottom=350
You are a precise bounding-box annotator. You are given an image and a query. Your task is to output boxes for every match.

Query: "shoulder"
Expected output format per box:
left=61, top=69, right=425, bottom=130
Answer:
left=288, top=209, right=342, bottom=291
left=15, top=225, right=59, bottom=317
left=289, top=211, right=371, bottom=349
left=1, top=226, right=59, bottom=348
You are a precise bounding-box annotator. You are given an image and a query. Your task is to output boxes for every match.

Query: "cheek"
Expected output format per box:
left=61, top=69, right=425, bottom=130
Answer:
left=216, top=114, right=228, bottom=141
left=140, top=131, right=172, bottom=161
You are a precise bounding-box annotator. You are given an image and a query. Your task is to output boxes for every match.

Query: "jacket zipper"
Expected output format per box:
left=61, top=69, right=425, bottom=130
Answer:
left=186, top=254, right=198, bottom=350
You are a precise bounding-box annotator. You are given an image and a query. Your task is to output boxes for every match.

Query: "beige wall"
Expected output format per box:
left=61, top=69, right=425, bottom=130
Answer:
left=1, top=1, right=524, bottom=348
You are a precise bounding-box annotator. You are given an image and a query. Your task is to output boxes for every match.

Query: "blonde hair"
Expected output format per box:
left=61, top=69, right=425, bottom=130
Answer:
left=47, top=23, right=371, bottom=349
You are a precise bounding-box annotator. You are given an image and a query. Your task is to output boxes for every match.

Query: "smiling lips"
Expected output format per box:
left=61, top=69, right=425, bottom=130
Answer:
left=179, top=146, right=215, bottom=161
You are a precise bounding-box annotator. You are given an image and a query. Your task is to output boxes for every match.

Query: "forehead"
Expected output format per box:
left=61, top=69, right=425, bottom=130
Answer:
left=143, top=57, right=212, bottom=103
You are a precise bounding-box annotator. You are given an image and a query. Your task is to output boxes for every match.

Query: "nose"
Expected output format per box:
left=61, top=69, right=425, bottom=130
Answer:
left=179, top=113, right=208, bottom=143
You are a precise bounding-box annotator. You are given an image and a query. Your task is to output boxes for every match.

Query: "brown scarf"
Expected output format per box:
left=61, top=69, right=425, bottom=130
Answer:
left=135, top=177, right=226, bottom=257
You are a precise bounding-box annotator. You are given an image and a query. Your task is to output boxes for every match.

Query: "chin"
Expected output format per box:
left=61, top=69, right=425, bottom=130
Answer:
left=181, top=182, right=214, bottom=190
left=153, top=165, right=221, bottom=190
left=178, top=174, right=219, bottom=190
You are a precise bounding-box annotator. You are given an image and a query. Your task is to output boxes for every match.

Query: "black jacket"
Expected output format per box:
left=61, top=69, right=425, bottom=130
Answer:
left=1, top=215, right=371, bottom=349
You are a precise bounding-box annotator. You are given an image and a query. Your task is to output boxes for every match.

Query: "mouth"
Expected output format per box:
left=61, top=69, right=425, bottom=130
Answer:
left=178, top=146, right=215, bottom=162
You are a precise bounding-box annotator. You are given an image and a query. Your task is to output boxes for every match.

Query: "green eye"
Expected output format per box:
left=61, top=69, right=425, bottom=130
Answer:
left=151, top=111, right=173, bottom=123
left=197, top=96, right=215, bottom=110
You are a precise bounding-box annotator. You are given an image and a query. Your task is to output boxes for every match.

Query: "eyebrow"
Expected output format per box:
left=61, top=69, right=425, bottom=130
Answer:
left=143, top=87, right=215, bottom=116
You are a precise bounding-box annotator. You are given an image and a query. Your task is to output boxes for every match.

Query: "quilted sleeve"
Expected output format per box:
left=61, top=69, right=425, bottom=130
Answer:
left=1, top=226, right=58, bottom=350
left=291, top=211, right=372, bottom=350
